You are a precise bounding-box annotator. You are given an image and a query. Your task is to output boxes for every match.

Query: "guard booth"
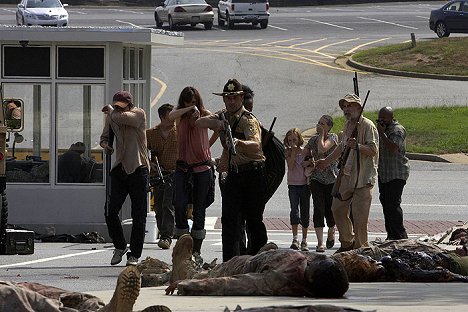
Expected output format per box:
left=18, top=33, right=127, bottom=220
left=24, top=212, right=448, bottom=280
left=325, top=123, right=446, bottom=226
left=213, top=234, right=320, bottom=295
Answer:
left=0, top=26, right=183, bottom=240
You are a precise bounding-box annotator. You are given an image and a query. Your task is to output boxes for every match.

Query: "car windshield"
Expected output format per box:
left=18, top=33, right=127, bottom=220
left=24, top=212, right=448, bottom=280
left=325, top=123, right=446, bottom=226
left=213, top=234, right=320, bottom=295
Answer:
left=176, top=0, right=206, bottom=4
left=26, top=0, right=62, bottom=9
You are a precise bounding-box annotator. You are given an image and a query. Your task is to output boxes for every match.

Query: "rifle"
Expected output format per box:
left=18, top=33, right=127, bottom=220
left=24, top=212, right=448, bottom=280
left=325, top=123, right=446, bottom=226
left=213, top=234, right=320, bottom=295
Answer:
left=262, top=116, right=277, bottom=148
left=104, top=119, right=114, bottom=217
left=221, top=112, right=237, bottom=156
left=153, top=156, right=165, bottom=185
left=353, top=72, right=359, bottom=97
left=331, top=90, right=370, bottom=201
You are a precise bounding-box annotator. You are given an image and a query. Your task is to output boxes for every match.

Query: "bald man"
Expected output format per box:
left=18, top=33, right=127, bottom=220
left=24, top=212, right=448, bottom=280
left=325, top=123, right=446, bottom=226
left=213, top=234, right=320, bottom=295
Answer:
left=376, top=107, right=409, bottom=240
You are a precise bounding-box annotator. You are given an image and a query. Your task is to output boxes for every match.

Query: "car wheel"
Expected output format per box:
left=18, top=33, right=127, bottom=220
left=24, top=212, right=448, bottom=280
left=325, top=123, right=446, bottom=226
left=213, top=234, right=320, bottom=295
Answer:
left=217, top=12, right=225, bottom=26
left=227, top=12, right=234, bottom=29
left=169, top=16, right=175, bottom=30
left=204, top=21, right=213, bottom=30
left=436, top=22, right=450, bottom=38
left=260, top=20, right=268, bottom=29
left=155, top=13, right=163, bottom=28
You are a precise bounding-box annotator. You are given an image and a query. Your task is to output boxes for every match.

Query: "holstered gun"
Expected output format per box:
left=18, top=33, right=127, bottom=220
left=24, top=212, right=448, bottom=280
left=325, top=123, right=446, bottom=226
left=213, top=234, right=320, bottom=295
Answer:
left=220, top=112, right=236, bottom=156
left=331, top=90, right=370, bottom=201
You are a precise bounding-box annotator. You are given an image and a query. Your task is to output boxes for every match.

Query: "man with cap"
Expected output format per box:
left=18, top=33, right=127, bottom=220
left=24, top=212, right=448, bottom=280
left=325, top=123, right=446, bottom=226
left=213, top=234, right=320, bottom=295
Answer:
left=100, top=91, right=150, bottom=266
left=197, top=79, right=267, bottom=262
left=316, top=93, right=378, bottom=252
left=376, top=106, right=409, bottom=240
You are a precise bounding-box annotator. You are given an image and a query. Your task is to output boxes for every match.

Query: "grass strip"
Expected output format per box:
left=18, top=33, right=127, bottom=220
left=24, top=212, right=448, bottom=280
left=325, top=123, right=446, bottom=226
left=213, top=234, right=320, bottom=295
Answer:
left=330, top=106, right=468, bottom=154
left=352, top=38, right=468, bottom=76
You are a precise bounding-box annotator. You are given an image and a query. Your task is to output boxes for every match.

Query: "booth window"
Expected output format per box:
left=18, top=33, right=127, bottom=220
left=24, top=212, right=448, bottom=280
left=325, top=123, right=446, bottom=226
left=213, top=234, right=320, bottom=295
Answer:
left=4, top=84, right=51, bottom=183
left=56, top=84, right=104, bottom=184
left=57, top=47, right=105, bottom=78
left=3, top=46, right=50, bottom=77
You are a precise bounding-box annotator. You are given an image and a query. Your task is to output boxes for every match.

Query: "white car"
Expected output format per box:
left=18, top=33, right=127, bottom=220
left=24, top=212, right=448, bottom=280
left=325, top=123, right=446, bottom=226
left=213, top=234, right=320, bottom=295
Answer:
left=217, top=0, right=269, bottom=29
left=155, top=0, right=214, bottom=30
left=16, top=0, right=69, bottom=27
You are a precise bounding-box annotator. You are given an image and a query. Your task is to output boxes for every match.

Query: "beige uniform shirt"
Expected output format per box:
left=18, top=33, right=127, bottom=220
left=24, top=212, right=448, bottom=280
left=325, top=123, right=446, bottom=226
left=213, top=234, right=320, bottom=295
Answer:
left=100, top=107, right=150, bottom=174
left=341, top=116, right=379, bottom=188
left=218, top=108, right=265, bottom=172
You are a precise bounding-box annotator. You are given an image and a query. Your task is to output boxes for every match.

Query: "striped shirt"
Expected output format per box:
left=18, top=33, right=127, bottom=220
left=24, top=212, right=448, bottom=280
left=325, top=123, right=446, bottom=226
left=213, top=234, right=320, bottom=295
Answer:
left=378, top=121, right=410, bottom=183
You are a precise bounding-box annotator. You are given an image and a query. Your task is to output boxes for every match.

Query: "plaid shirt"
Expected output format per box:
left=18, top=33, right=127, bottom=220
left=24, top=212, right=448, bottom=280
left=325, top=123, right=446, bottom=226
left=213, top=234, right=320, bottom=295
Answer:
left=378, top=120, right=410, bottom=183
left=146, top=124, right=177, bottom=174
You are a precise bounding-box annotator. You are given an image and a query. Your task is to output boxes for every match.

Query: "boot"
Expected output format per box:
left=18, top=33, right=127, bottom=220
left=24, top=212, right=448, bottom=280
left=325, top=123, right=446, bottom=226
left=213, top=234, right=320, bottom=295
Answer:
left=170, top=234, right=196, bottom=283
left=192, top=238, right=204, bottom=267
left=99, top=266, right=140, bottom=312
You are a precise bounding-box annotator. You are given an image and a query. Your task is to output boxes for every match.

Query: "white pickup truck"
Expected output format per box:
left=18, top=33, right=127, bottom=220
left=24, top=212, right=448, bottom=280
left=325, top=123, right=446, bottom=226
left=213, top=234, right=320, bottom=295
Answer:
left=217, top=0, right=270, bottom=29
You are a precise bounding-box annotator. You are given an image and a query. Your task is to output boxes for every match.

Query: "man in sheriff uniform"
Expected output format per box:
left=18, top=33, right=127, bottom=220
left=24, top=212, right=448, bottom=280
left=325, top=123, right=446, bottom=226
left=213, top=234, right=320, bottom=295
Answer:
left=197, top=79, right=267, bottom=262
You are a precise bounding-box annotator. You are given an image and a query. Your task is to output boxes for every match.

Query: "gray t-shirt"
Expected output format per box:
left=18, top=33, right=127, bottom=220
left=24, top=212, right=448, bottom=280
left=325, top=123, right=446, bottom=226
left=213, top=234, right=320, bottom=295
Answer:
left=305, top=133, right=339, bottom=185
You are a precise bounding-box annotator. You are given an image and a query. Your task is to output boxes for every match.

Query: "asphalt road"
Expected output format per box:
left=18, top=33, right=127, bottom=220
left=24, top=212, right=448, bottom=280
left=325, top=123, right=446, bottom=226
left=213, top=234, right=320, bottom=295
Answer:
left=0, top=1, right=467, bottom=294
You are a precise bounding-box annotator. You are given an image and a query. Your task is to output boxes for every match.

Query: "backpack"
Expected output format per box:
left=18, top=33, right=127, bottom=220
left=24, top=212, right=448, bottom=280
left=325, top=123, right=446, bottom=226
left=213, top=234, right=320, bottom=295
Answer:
left=260, top=118, right=285, bottom=204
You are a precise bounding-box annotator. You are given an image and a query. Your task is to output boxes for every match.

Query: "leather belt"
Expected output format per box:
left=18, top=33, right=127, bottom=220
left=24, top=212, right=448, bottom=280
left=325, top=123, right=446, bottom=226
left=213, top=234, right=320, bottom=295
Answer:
left=229, top=161, right=265, bottom=174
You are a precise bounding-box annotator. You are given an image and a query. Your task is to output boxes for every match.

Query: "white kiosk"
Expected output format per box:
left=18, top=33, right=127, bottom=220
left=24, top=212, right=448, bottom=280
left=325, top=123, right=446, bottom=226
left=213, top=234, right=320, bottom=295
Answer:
left=0, top=26, right=183, bottom=240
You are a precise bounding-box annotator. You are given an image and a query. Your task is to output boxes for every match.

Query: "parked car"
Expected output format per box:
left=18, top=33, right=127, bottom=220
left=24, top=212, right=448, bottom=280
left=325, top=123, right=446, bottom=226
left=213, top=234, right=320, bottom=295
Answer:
left=16, top=0, right=69, bottom=27
left=154, top=0, right=214, bottom=30
left=217, top=0, right=270, bottom=29
left=429, top=0, right=468, bottom=37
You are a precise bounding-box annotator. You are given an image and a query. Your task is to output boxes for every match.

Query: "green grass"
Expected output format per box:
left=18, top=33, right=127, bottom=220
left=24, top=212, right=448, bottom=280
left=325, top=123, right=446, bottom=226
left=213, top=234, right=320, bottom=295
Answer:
left=331, top=106, right=468, bottom=154
left=352, top=38, right=468, bottom=76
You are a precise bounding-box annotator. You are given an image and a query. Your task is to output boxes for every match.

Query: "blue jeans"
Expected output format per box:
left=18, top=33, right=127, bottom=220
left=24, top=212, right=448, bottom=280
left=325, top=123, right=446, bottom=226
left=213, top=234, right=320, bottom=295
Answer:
left=105, top=164, right=149, bottom=259
left=288, top=184, right=311, bottom=228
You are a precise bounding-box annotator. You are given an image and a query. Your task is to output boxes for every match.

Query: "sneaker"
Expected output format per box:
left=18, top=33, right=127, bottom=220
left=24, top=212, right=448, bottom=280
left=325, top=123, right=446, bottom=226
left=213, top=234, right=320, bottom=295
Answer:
left=111, top=247, right=128, bottom=265
left=126, top=255, right=139, bottom=266
left=157, top=238, right=171, bottom=250
left=300, top=241, right=309, bottom=251
left=290, top=239, right=300, bottom=250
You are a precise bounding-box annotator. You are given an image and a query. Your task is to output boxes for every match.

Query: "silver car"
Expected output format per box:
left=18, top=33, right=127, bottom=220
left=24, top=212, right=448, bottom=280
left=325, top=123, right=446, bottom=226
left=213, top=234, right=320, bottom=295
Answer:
left=16, top=0, right=69, bottom=27
left=155, top=0, right=214, bottom=30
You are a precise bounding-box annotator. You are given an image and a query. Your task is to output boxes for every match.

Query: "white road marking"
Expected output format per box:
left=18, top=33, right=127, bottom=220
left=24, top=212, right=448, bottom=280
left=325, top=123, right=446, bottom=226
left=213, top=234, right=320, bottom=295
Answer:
left=2, top=9, right=16, bottom=13
left=345, top=37, right=391, bottom=55
left=299, top=18, right=354, bottom=31
left=0, top=249, right=106, bottom=269
left=212, top=26, right=226, bottom=32
left=150, top=77, right=167, bottom=108
left=111, top=9, right=145, bottom=15
left=359, top=16, right=418, bottom=30
left=416, top=16, right=429, bottom=20
left=268, top=24, right=288, bottom=31
left=116, top=20, right=141, bottom=28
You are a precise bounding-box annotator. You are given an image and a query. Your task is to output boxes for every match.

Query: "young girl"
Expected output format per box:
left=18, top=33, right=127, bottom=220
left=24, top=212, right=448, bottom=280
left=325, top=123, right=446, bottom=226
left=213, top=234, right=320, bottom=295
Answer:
left=284, top=128, right=311, bottom=251
left=304, top=115, right=339, bottom=252
left=169, top=86, right=213, bottom=265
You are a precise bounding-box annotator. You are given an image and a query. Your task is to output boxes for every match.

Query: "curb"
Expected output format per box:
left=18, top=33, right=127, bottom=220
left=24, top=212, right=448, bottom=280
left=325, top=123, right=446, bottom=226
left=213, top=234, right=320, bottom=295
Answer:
left=347, top=56, right=468, bottom=81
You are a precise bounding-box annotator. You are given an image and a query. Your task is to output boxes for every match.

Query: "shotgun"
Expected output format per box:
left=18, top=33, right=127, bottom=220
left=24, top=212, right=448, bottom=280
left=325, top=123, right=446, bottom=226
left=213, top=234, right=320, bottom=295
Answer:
left=331, top=90, right=370, bottom=200
left=221, top=112, right=237, bottom=156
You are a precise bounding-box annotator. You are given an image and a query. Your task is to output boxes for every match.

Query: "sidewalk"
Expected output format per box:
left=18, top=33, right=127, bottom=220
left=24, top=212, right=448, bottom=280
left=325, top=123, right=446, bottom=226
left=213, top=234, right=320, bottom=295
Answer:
left=90, top=282, right=468, bottom=311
